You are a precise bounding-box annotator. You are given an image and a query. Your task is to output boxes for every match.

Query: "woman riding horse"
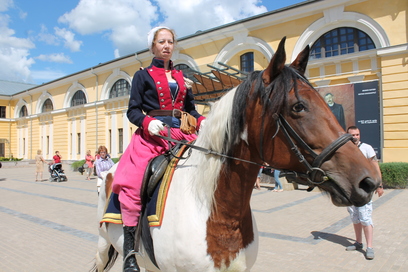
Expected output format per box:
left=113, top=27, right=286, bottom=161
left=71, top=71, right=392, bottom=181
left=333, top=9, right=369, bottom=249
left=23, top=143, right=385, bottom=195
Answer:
left=94, top=36, right=381, bottom=272
left=112, top=26, right=205, bottom=271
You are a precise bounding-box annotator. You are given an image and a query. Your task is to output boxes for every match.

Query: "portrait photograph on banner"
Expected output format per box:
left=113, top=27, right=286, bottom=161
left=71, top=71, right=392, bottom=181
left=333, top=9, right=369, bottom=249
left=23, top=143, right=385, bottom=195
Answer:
left=316, top=81, right=382, bottom=159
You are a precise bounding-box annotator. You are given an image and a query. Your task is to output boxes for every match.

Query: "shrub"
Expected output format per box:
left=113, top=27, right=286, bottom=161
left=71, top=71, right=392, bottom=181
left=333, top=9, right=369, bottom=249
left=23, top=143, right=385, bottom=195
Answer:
left=71, top=158, right=119, bottom=170
left=0, top=157, right=23, bottom=161
left=71, top=160, right=86, bottom=170
left=380, top=162, right=408, bottom=189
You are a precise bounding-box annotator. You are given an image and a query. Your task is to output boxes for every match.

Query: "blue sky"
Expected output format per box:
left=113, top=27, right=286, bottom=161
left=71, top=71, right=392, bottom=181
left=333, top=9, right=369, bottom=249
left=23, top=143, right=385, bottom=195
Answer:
left=0, top=0, right=306, bottom=85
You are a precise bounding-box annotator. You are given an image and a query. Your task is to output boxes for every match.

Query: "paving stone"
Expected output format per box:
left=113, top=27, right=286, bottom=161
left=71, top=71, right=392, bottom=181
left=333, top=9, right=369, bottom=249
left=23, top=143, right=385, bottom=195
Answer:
left=0, top=164, right=407, bottom=271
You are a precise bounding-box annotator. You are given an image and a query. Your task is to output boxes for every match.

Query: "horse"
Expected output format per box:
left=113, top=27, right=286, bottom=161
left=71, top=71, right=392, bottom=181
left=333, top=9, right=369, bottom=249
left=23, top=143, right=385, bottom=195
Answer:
left=92, top=37, right=381, bottom=272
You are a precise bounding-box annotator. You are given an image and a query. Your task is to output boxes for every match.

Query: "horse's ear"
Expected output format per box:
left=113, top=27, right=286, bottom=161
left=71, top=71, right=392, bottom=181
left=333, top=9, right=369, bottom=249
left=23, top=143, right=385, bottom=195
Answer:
left=290, top=45, right=310, bottom=76
left=262, top=37, right=287, bottom=85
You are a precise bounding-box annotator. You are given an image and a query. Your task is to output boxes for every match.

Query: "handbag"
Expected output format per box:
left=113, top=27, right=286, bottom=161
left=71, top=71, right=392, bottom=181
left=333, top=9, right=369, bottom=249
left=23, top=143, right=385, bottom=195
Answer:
left=180, top=111, right=197, bottom=134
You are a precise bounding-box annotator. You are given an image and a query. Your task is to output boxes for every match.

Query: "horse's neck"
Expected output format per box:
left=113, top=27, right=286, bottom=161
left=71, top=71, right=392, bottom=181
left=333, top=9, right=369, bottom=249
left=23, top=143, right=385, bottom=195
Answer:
left=205, top=152, right=258, bottom=267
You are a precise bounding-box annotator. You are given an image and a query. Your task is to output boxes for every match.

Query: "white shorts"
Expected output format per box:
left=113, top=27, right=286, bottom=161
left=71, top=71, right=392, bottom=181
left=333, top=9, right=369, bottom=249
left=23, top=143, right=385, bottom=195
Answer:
left=347, top=201, right=373, bottom=226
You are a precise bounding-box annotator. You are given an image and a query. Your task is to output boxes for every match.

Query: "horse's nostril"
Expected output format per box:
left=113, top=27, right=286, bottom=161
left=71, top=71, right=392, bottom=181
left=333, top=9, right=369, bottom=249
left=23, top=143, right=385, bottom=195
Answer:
left=359, top=177, right=376, bottom=193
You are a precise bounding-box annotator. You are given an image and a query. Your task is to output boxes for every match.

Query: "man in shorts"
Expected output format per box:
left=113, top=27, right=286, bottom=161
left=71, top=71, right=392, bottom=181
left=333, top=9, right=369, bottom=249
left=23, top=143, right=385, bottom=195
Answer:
left=346, top=126, right=384, bottom=260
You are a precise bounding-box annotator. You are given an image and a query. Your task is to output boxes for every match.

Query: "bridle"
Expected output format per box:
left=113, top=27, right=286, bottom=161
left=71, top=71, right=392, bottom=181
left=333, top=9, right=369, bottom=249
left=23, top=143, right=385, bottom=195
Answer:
left=257, top=69, right=354, bottom=187
left=272, top=113, right=353, bottom=186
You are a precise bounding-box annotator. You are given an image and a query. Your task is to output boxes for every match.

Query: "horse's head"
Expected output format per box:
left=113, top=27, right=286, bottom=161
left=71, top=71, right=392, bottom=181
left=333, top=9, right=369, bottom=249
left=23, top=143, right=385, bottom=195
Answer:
left=244, top=37, right=381, bottom=207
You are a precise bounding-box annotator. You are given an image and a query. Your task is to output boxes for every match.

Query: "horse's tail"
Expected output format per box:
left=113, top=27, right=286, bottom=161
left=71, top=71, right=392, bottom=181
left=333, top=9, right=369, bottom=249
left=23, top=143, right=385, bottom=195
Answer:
left=90, top=245, right=119, bottom=272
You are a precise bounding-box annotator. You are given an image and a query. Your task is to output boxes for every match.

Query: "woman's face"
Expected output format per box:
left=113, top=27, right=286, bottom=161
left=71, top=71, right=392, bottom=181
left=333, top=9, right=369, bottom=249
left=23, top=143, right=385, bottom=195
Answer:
left=99, top=151, right=107, bottom=159
left=152, top=29, right=174, bottom=61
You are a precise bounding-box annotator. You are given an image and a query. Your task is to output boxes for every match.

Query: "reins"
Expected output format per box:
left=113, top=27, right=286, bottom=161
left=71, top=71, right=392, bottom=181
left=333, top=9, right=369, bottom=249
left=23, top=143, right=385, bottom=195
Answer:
left=156, top=125, right=267, bottom=168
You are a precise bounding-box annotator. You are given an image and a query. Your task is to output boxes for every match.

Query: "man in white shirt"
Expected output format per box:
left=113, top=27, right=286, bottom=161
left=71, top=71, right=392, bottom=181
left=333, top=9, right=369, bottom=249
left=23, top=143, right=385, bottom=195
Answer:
left=346, top=126, right=384, bottom=260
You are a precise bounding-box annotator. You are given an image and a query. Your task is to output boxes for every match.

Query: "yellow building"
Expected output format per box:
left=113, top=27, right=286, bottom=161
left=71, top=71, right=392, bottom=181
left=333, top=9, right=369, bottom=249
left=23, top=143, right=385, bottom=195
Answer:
left=0, top=0, right=406, bottom=162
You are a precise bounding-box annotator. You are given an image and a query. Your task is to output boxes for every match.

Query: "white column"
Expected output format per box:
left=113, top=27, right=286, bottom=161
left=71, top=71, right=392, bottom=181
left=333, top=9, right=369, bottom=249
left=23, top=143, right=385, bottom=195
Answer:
left=24, top=127, right=28, bottom=159
left=71, top=118, right=77, bottom=160
left=80, top=116, right=86, bottom=159
left=49, top=122, right=54, bottom=160
left=122, top=110, right=130, bottom=147
left=111, top=111, right=117, bottom=157
left=18, top=128, right=22, bottom=158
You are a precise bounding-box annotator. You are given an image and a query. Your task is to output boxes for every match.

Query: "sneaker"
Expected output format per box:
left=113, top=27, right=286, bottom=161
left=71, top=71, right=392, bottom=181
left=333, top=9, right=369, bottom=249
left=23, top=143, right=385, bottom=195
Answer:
left=365, top=247, right=375, bottom=259
left=346, top=242, right=363, bottom=251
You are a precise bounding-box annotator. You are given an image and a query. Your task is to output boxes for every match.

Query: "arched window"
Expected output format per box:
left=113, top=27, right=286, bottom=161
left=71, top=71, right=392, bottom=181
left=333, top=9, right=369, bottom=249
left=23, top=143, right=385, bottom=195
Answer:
left=71, top=90, right=87, bottom=107
left=42, top=98, right=53, bottom=113
left=20, top=105, right=28, bottom=117
left=109, top=79, right=130, bottom=98
left=175, top=64, right=196, bottom=82
left=240, top=52, right=254, bottom=73
left=310, top=27, right=375, bottom=59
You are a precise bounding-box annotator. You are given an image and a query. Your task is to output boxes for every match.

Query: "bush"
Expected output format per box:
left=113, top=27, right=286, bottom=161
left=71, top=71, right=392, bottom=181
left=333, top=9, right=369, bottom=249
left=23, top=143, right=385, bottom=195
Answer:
left=71, top=158, right=119, bottom=170
left=71, top=160, right=86, bottom=170
left=380, top=162, right=408, bottom=189
left=0, top=157, right=23, bottom=161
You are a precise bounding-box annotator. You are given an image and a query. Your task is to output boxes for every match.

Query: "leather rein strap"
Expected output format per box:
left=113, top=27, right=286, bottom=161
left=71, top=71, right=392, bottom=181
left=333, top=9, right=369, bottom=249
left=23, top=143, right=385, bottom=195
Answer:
left=156, top=126, right=266, bottom=168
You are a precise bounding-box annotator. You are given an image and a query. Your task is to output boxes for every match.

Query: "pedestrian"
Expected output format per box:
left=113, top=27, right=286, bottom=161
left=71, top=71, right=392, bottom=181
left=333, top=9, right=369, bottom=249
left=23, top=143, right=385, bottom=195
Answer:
left=254, top=167, right=262, bottom=190
left=111, top=26, right=205, bottom=271
left=53, top=150, right=62, bottom=164
left=35, top=149, right=46, bottom=181
left=345, top=125, right=383, bottom=259
left=272, top=169, right=283, bottom=192
left=85, top=150, right=95, bottom=180
left=94, top=146, right=114, bottom=194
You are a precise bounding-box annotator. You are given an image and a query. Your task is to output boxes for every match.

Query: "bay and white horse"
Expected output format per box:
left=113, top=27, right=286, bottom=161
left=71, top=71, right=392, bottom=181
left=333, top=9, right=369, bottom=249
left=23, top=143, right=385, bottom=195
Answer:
left=92, top=37, right=381, bottom=272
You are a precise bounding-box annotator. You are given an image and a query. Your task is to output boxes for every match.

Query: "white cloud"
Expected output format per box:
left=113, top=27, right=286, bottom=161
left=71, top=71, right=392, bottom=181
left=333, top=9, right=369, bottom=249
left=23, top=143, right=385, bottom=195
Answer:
left=36, top=53, right=73, bottom=64
left=31, top=69, right=66, bottom=83
left=37, top=24, right=59, bottom=46
left=0, top=47, right=35, bottom=82
left=54, top=27, right=82, bottom=52
left=0, top=0, right=13, bottom=12
left=0, top=9, right=35, bottom=82
left=58, top=0, right=267, bottom=57
left=0, top=0, right=268, bottom=83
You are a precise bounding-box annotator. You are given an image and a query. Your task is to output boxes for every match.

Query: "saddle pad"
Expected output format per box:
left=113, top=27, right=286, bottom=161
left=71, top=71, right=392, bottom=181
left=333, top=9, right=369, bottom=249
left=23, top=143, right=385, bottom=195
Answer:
left=100, top=192, right=122, bottom=225
left=147, top=144, right=190, bottom=227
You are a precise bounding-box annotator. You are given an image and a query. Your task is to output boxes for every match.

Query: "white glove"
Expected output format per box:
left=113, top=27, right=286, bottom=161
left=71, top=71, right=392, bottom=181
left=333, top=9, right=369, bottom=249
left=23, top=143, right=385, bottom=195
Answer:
left=148, top=120, right=165, bottom=136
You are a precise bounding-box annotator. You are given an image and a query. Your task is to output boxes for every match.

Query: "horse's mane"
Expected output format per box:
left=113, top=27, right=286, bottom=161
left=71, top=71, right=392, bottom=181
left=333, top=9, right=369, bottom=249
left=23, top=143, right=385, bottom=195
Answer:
left=192, top=65, right=304, bottom=207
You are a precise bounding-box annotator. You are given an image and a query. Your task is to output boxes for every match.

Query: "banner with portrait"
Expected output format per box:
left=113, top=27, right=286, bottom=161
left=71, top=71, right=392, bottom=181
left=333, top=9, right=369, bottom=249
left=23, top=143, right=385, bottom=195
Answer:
left=316, top=80, right=381, bottom=159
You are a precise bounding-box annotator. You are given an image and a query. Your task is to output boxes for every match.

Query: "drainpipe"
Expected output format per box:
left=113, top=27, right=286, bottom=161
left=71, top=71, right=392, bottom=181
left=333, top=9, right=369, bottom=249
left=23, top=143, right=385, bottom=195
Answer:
left=134, top=53, right=143, bottom=68
left=91, top=68, right=99, bottom=150
left=8, top=98, right=12, bottom=158
left=27, top=91, right=33, bottom=160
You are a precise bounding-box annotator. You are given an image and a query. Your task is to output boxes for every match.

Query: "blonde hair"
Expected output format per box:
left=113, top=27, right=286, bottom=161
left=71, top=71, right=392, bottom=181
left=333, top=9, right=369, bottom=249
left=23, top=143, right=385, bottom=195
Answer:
left=37, top=149, right=42, bottom=155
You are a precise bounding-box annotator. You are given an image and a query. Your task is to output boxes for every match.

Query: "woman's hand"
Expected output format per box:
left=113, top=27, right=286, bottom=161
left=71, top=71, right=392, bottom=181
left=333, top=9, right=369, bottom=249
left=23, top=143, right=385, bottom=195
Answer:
left=148, top=120, right=165, bottom=136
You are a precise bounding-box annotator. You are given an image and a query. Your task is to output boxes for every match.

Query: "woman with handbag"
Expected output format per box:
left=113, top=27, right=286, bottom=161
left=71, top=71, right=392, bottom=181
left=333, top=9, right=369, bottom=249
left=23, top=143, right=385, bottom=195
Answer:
left=111, top=26, right=205, bottom=272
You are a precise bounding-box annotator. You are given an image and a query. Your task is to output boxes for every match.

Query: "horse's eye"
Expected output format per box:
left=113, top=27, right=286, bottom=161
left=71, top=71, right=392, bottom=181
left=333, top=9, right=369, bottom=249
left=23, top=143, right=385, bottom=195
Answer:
left=292, top=103, right=305, bottom=113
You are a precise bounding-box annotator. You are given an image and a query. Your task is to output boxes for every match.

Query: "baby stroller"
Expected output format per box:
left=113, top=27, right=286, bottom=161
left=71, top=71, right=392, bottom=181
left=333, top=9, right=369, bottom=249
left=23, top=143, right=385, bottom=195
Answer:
left=49, top=163, right=68, bottom=182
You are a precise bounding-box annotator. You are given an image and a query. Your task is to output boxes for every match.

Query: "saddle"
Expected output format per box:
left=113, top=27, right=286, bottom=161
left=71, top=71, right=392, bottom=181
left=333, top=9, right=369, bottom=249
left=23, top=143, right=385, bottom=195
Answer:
left=141, top=142, right=185, bottom=203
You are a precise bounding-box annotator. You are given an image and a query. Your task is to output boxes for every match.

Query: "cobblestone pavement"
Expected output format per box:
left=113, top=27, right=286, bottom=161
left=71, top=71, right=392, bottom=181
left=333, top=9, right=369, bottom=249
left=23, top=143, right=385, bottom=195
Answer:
left=0, top=164, right=407, bottom=272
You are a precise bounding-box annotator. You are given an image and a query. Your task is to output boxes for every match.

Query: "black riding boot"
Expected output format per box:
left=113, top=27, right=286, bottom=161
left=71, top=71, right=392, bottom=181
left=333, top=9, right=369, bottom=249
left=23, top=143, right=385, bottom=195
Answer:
left=123, top=226, right=140, bottom=272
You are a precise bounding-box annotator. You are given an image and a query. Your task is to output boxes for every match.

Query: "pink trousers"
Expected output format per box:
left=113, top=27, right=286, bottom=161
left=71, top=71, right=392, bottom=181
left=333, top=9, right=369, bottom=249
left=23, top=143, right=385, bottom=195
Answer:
left=112, top=128, right=197, bottom=226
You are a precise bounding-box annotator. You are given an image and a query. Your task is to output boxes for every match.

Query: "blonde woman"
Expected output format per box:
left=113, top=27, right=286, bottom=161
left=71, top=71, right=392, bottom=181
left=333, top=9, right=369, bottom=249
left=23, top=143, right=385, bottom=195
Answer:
left=85, top=150, right=95, bottom=180
left=35, top=149, right=46, bottom=181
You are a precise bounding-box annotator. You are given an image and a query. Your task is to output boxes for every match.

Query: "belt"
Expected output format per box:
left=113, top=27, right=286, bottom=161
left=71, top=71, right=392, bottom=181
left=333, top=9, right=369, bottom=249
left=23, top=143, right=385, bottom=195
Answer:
left=148, top=109, right=182, bottom=119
